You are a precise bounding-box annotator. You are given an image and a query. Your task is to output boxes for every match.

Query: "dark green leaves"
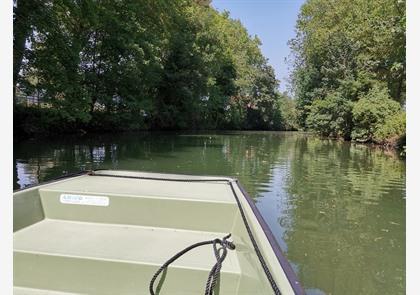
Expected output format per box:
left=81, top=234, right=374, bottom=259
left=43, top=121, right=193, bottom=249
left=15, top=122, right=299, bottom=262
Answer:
left=290, top=0, right=406, bottom=146
left=15, top=0, right=290, bottom=133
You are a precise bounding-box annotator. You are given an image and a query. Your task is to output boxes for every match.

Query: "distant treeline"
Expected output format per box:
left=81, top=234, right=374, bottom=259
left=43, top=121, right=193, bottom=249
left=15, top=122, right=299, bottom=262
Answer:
left=13, top=0, right=297, bottom=136
left=289, top=0, right=406, bottom=150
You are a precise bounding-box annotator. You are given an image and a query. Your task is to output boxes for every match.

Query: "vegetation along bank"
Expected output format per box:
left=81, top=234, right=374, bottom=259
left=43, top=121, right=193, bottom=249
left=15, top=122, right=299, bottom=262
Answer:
left=14, top=0, right=297, bottom=136
left=14, top=0, right=405, bottom=153
left=289, top=0, right=405, bottom=151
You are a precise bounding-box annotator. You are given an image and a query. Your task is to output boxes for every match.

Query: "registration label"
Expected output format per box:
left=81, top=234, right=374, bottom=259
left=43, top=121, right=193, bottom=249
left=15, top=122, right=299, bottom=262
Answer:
left=60, top=194, right=109, bottom=206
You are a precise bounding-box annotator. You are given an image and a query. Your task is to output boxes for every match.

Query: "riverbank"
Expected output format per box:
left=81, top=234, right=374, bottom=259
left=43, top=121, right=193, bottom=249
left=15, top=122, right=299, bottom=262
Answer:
left=14, top=101, right=404, bottom=157
left=14, top=103, right=405, bottom=158
left=14, top=115, right=406, bottom=162
left=308, top=132, right=406, bottom=158
left=13, top=104, right=298, bottom=140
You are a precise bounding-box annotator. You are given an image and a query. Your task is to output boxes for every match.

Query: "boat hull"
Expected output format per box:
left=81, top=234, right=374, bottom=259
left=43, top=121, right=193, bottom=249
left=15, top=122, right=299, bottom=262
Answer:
left=13, top=170, right=304, bottom=294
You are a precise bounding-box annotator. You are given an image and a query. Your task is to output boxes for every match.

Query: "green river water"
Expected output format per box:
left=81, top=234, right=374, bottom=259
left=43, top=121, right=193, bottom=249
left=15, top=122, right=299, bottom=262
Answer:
left=13, top=131, right=405, bottom=294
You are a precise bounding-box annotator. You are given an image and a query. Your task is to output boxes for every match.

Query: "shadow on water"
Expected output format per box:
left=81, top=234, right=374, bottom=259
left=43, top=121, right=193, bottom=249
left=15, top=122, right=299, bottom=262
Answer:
left=13, top=131, right=405, bottom=295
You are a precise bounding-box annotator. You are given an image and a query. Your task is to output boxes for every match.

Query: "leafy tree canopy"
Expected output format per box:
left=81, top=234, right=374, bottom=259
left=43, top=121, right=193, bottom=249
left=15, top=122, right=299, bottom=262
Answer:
left=14, top=0, right=295, bottom=134
left=289, top=0, right=405, bottom=148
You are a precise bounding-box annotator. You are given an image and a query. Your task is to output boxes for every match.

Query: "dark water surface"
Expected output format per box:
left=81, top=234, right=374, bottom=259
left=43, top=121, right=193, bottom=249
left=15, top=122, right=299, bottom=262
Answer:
left=14, top=131, right=405, bottom=294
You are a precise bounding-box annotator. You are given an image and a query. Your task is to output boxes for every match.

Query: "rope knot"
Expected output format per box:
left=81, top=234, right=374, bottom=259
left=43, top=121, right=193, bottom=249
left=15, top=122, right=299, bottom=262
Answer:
left=220, top=233, right=235, bottom=250
left=224, top=240, right=236, bottom=250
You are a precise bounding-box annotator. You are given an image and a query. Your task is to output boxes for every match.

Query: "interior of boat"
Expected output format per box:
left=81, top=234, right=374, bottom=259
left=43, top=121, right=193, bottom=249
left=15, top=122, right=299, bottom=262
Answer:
left=13, top=170, right=299, bottom=295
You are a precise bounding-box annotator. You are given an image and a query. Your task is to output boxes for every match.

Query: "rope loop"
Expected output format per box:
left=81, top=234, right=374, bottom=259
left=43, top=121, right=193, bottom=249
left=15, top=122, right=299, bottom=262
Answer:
left=149, top=234, right=235, bottom=295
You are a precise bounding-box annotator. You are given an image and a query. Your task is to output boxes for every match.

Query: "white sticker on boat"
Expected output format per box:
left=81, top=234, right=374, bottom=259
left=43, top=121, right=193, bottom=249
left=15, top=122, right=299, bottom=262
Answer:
left=60, top=194, right=109, bottom=206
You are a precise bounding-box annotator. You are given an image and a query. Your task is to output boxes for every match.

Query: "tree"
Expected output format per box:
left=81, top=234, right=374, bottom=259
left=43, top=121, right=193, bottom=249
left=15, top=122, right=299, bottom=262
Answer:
left=352, top=86, right=403, bottom=143
left=14, top=0, right=289, bottom=135
left=289, top=0, right=406, bottom=145
left=306, top=93, right=353, bottom=139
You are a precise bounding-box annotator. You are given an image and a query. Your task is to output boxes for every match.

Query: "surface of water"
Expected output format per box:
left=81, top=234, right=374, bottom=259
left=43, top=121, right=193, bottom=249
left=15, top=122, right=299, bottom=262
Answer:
left=13, top=131, right=405, bottom=294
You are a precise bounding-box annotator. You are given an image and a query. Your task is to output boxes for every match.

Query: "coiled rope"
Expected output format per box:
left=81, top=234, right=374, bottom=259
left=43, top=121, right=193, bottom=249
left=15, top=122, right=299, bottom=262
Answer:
left=149, top=233, right=236, bottom=295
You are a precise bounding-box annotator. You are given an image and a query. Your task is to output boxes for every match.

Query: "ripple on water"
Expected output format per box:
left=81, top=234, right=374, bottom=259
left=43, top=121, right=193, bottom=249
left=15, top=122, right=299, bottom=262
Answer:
left=13, top=132, right=405, bottom=295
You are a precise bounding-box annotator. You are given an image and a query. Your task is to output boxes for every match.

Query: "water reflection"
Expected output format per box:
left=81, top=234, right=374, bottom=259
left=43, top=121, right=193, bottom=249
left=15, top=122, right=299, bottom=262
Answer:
left=13, top=132, right=405, bottom=294
left=283, top=138, right=405, bottom=295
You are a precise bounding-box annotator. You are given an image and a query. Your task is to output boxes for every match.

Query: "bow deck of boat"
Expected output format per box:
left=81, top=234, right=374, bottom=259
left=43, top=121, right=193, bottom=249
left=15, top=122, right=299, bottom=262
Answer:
left=13, top=170, right=304, bottom=294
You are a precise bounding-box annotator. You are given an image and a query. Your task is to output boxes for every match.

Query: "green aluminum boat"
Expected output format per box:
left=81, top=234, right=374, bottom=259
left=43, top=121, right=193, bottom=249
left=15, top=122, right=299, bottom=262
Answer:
left=13, top=170, right=304, bottom=295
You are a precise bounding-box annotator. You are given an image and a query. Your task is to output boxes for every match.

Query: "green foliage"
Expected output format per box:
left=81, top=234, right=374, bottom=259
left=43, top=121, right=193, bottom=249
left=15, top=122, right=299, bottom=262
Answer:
left=351, top=87, right=402, bottom=142
left=290, top=0, right=406, bottom=146
left=373, top=112, right=406, bottom=144
left=14, top=0, right=293, bottom=134
left=14, top=105, right=85, bottom=137
left=276, top=94, right=299, bottom=131
left=306, top=93, right=353, bottom=139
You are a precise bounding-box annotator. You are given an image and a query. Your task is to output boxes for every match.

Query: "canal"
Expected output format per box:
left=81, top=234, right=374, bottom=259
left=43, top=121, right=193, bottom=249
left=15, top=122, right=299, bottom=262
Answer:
left=13, top=131, right=406, bottom=295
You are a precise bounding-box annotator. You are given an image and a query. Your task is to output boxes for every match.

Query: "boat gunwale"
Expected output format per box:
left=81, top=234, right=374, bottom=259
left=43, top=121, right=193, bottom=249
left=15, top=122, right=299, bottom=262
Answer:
left=13, top=169, right=234, bottom=193
left=13, top=169, right=305, bottom=294
left=235, top=181, right=305, bottom=295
